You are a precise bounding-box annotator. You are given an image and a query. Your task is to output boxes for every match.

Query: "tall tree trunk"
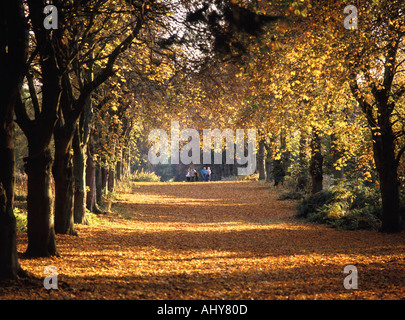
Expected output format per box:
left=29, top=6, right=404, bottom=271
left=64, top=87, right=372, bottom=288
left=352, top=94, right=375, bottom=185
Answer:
left=53, top=121, right=77, bottom=236
left=309, top=129, right=323, bottom=195
left=16, top=0, right=62, bottom=258
left=86, top=133, right=102, bottom=214
left=264, top=140, right=273, bottom=182
left=373, top=127, right=401, bottom=233
left=0, top=0, right=27, bottom=279
left=74, top=51, right=94, bottom=222
left=116, top=160, right=122, bottom=182
left=101, top=164, right=108, bottom=195
left=86, top=142, right=96, bottom=211
left=108, top=167, right=115, bottom=192
left=296, top=131, right=308, bottom=192
left=73, top=126, right=88, bottom=224
left=349, top=31, right=403, bottom=232
left=96, top=162, right=103, bottom=205
left=24, top=147, right=59, bottom=257
left=280, top=130, right=291, bottom=176
left=257, top=137, right=266, bottom=180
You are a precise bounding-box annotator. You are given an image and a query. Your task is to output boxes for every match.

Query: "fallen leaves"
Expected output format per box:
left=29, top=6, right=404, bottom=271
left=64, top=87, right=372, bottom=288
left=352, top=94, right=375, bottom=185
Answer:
left=2, top=181, right=405, bottom=300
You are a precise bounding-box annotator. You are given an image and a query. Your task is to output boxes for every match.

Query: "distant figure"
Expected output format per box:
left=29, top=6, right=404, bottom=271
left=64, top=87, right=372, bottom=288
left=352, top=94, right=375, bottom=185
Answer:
left=206, top=167, right=211, bottom=181
left=193, top=169, right=198, bottom=181
left=186, top=169, right=191, bottom=182
left=201, top=167, right=207, bottom=182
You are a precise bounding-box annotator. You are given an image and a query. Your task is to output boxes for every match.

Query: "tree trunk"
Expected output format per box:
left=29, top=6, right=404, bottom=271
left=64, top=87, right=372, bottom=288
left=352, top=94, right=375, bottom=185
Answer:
left=86, top=145, right=96, bottom=212
left=309, top=130, right=323, bottom=195
left=86, top=132, right=102, bottom=213
left=373, top=128, right=401, bottom=233
left=264, top=141, right=273, bottom=182
left=101, top=164, right=108, bottom=195
left=24, top=147, right=59, bottom=257
left=116, top=160, right=122, bottom=182
left=0, top=100, right=22, bottom=278
left=96, top=162, right=103, bottom=205
left=296, top=131, right=308, bottom=192
left=53, top=123, right=77, bottom=236
left=0, top=0, right=27, bottom=279
left=73, top=126, right=89, bottom=223
left=257, top=138, right=266, bottom=180
left=108, top=167, right=115, bottom=192
left=280, top=130, right=291, bottom=176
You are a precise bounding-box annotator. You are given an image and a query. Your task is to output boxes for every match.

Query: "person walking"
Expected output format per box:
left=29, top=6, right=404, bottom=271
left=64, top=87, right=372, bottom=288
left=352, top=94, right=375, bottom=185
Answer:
left=201, top=167, right=207, bottom=182
left=206, top=167, right=211, bottom=181
left=193, top=169, right=198, bottom=181
left=186, top=169, right=191, bottom=182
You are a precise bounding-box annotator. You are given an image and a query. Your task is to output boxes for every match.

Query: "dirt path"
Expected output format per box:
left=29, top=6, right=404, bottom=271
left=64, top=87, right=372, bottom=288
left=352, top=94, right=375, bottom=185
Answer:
left=4, top=181, right=405, bottom=299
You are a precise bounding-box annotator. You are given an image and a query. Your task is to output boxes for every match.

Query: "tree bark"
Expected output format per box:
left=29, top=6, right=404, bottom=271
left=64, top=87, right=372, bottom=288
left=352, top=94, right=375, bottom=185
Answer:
left=24, top=148, right=59, bottom=257
left=297, top=131, right=308, bottom=192
left=108, top=167, right=115, bottom=192
left=309, top=130, right=323, bottom=195
left=101, top=164, right=108, bottom=195
left=73, top=125, right=89, bottom=223
left=373, top=126, right=401, bottom=233
left=0, top=0, right=27, bottom=279
left=264, top=140, right=273, bottom=182
left=53, top=120, right=77, bottom=236
left=86, top=132, right=102, bottom=214
left=15, top=0, right=62, bottom=258
left=86, top=143, right=96, bottom=211
left=257, top=138, right=266, bottom=180
left=96, top=162, right=103, bottom=205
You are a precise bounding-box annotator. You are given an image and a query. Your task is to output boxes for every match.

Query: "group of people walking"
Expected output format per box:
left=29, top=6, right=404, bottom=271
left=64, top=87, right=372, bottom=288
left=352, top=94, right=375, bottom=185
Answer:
left=186, top=167, right=211, bottom=182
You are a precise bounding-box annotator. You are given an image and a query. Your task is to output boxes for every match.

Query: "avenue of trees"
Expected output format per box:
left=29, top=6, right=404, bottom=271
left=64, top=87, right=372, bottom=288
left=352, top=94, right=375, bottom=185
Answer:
left=0, top=0, right=404, bottom=280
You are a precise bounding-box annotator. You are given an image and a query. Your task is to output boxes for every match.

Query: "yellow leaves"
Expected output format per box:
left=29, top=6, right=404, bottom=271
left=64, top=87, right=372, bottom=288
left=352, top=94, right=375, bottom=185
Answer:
left=9, top=181, right=405, bottom=300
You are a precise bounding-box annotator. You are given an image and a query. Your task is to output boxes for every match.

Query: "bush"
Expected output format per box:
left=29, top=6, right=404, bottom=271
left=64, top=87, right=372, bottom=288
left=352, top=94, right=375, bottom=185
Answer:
left=296, top=184, right=382, bottom=230
left=130, top=170, right=161, bottom=182
left=296, top=189, right=334, bottom=219
left=278, top=190, right=305, bottom=200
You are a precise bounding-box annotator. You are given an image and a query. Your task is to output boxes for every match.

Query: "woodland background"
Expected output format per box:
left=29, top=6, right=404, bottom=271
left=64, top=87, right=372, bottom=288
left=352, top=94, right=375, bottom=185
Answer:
left=0, top=0, right=404, bottom=298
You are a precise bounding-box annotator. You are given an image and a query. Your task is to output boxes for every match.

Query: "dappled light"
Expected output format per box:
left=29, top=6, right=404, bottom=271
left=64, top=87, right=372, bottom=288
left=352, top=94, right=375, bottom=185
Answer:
left=2, top=181, right=404, bottom=300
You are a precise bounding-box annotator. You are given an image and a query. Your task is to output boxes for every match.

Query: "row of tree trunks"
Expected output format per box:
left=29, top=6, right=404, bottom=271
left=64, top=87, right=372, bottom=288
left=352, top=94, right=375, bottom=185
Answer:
left=257, top=131, right=323, bottom=194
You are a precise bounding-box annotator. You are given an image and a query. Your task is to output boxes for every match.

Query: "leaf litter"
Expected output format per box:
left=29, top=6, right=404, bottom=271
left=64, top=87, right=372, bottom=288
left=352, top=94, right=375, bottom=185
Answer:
left=2, top=181, right=405, bottom=300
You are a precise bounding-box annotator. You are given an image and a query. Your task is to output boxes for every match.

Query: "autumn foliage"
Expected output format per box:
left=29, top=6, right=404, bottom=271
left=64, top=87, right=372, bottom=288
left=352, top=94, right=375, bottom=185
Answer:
left=1, top=181, right=404, bottom=300
left=1, top=0, right=405, bottom=303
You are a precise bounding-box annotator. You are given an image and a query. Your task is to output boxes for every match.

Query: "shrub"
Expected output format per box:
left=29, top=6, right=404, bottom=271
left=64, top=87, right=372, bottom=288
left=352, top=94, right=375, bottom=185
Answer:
left=296, top=184, right=383, bottom=230
left=130, top=170, right=161, bottom=182
left=278, top=190, right=305, bottom=200
left=296, top=189, right=334, bottom=219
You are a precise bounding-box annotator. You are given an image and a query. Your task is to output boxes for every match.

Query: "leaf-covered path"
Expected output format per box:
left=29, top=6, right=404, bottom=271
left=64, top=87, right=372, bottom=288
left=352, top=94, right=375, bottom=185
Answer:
left=3, top=181, right=405, bottom=299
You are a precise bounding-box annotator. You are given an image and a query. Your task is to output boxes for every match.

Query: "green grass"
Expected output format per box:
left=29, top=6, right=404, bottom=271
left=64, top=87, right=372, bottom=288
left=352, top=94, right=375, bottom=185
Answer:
left=14, top=208, right=27, bottom=233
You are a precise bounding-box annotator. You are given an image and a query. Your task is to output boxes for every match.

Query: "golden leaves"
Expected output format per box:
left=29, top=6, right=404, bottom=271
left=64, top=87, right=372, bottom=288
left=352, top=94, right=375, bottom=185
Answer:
left=5, top=181, right=405, bottom=300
